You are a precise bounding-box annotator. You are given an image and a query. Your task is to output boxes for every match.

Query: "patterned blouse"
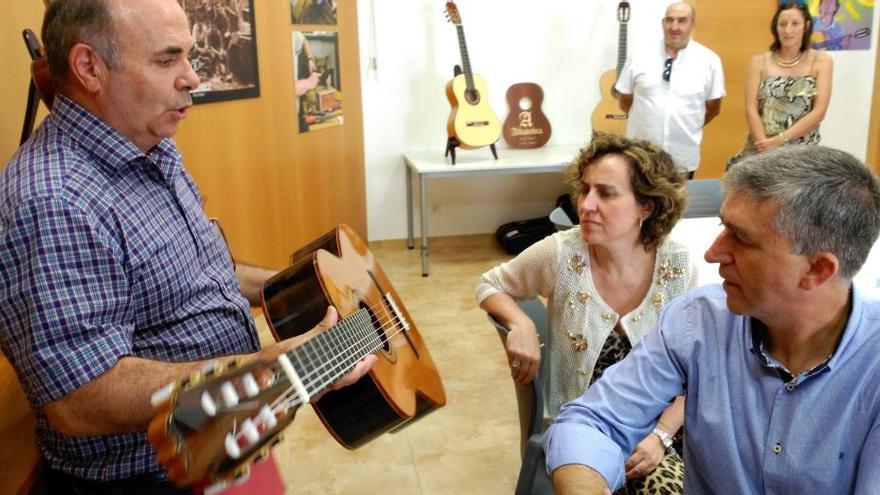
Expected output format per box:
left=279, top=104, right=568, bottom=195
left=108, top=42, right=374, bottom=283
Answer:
left=729, top=52, right=820, bottom=165
left=476, top=227, right=697, bottom=419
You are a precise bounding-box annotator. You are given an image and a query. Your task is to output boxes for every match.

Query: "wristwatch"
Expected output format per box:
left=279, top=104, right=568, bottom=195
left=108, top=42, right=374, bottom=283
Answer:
left=652, top=427, right=675, bottom=455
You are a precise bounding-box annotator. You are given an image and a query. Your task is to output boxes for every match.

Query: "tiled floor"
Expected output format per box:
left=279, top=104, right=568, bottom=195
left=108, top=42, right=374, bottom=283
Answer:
left=255, top=235, right=522, bottom=494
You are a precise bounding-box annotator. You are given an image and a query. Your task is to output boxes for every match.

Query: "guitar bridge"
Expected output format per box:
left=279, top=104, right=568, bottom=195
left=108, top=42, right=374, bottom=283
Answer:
left=385, top=293, right=410, bottom=331
left=466, top=121, right=490, bottom=127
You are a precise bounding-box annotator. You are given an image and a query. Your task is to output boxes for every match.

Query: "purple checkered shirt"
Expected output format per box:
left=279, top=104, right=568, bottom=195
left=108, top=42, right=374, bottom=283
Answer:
left=0, top=95, right=261, bottom=480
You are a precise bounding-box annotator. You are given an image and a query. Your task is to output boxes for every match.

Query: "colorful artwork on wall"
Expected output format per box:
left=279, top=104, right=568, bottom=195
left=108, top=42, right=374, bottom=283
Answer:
left=786, top=0, right=874, bottom=50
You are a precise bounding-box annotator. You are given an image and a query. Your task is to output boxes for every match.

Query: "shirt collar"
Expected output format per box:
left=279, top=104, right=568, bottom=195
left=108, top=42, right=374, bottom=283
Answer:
left=51, top=94, right=182, bottom=184
left=748, top=285, right=860, bottom=376
left=661, top=39, right=692, bottom=60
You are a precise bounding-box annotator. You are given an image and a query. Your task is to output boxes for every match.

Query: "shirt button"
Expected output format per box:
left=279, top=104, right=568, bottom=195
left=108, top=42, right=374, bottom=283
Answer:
left=772, top=443, right=782, bottom=454
left=785, top=383, right=795, bottom=392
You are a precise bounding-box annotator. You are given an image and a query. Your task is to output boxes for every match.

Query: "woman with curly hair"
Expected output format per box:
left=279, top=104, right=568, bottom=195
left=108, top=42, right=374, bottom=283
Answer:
left=477, top=131, right=695, bottom=493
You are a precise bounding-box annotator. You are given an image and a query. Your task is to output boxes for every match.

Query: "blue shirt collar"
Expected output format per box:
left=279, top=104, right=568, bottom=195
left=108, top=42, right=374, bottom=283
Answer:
left=748, top=285, right=860, bottom=376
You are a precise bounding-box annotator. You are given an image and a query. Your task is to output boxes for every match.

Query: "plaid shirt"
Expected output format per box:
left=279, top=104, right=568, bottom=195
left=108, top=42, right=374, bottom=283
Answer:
left=0, top=95, right=260, bottom=480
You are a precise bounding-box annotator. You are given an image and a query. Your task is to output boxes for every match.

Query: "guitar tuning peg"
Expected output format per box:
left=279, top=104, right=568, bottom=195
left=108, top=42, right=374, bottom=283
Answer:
left=233, top=466, right=252, bottom=483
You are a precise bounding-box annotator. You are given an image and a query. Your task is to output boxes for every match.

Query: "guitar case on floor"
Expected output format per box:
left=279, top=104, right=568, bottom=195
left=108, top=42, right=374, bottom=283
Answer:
left=495, top=194, right=578, bottom=255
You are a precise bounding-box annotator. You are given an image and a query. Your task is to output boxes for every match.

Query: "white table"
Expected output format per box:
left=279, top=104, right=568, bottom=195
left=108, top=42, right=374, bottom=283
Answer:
left=405, top=146, right=581, bottom=276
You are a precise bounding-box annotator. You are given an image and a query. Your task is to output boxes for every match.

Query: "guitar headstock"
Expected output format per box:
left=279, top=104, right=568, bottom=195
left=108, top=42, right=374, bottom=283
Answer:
left=618, top=1, right=631, bottom=23
left=147, top=358, right=300, bottom=486
left=444, top=1, right=461, bottom=25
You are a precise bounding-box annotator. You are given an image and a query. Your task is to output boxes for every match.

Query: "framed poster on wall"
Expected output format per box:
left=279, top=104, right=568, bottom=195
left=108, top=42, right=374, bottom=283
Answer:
left=290, top=0, right=338, bottom=25
left=179, top=0, right=261, bottom=103
left=292, top=31, right=343, bottom=133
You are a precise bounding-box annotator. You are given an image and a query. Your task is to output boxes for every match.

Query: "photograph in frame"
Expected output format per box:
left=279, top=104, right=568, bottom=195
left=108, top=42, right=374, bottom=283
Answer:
left=292, top=31, right=343, bottom=133
left=179, top=0, right=261, bottom=103
left=291, top=0, right=338, bottom=25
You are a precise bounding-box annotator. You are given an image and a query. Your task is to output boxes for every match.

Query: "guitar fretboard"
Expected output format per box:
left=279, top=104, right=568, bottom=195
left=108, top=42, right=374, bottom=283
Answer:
left=616, top=22, right=628, bottom=77
left=283, top=308, right=384, bottom=396
left=455, top=25, right=475, bottom=91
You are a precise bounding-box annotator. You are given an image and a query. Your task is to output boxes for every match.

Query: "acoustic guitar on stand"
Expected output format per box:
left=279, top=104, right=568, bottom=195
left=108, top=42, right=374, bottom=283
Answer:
left=148, top=225, right=446, bottom=487
left=444, top=1, right=500, bottom=163
left=590, top=1, right=630, bottom=135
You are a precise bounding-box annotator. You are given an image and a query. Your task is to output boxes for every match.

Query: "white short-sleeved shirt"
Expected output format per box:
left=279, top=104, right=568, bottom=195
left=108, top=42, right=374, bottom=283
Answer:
left=615, top=40, right=725, bottom=172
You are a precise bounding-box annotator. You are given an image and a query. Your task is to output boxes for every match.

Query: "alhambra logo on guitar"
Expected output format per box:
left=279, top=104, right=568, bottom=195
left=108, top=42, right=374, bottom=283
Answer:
left=502, top=83, right=551, bottom=149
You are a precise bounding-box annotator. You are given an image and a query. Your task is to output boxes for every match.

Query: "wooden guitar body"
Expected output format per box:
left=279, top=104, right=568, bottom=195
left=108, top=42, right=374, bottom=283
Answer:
left=263, top=224, right=446, bottom=448
left=148, top=225, right=445, bottom=486
left=445, top=73, right=501, bottom=149
left=502, top=82, right=551, bottom=149
left=590, top=69, right=627, bottom=135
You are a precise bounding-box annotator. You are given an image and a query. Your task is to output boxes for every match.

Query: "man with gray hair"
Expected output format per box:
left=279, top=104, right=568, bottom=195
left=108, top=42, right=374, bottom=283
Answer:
left=0, top=0, right=373, bottom=492
left=544, top=145, right=880, bottom=494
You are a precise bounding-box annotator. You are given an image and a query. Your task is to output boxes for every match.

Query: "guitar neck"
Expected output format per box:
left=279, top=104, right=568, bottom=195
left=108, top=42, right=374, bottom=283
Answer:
left=455, top=25, right=475, bottom=91
left=616, top=22, right=628, bottom=76
left=283, top=308, right=381, bottom=397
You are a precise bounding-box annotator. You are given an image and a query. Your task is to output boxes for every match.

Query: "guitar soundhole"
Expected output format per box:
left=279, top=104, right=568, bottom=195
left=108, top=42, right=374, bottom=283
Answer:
left=465, top=88, right=480, bottom=105
left=360, top=301, right=390, bottom=353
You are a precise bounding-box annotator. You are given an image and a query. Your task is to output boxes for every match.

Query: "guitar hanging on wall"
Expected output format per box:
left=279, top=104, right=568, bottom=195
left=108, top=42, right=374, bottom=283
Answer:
left=148, top=225, right=446, bottom=487
left=590, top=1, right=630, bottom=135
left=444, top=1, right=501, bottom=164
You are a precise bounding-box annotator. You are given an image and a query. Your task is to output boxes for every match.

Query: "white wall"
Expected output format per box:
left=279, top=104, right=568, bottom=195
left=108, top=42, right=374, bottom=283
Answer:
left=357, top=0, right=880, bottom=241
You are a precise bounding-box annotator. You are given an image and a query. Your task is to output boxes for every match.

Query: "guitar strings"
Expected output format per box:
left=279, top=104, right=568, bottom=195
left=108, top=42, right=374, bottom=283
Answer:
left=229, top=300, right=409, bottom=445
left=250, top=305, right=404, bottom=439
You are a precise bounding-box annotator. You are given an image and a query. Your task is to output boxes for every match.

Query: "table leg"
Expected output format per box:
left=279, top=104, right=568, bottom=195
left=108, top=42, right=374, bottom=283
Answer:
left=406, top=165, right=414, bottom=249
left=419, top=174, right=429, bottom=276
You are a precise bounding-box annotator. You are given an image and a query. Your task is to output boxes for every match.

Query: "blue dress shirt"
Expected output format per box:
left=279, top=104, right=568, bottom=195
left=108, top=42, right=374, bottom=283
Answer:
left=0, top=95, right=261, bottom=480
left=543, top=284, right=880, bottom=494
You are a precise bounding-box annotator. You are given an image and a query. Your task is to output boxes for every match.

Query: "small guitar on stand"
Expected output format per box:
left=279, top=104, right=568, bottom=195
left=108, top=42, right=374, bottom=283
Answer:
left=444, top=1, right=500, bottom=164
left=502, top=82, right=551, bottom=149
left=590, top=1, right=630, bottom=135
left=148, top=225, right=446, bottom=487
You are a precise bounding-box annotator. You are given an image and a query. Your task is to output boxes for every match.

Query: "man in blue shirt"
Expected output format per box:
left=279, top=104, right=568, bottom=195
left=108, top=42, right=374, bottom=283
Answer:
left=0, top=0, right=374, bottom=492
left=544, top=145, right=880, bottom=494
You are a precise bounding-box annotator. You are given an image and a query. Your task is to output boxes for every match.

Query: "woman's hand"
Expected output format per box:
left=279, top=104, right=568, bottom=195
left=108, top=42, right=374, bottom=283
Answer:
left=753, top=134, right=784, bottom=153
left=505, top=321, right=541, bottom=384
left=624, top=432, right=666, bottom=479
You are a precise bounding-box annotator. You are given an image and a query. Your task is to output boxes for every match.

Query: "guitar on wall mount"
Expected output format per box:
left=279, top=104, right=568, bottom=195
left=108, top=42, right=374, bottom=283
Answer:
left=590, top=1, right=630, bottom=135
left=148, top=225, right=446, bottom=487
left=444, top=1, right=501, bottom=163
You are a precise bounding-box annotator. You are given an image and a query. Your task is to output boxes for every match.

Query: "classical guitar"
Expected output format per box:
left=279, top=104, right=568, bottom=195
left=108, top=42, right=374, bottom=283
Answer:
left=444, top=1, right=501, bottom=149
left=148, top=224, right=446, bottom=487
left=590, top=1, right=630, bottom=135
left=502, top=82, right=551, bottom=149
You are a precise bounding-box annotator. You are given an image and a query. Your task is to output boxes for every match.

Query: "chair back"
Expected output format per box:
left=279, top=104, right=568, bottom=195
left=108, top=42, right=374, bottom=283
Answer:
left=487, top=297, right=554, bottom=494
left=683, top=179, right=723, bottom=218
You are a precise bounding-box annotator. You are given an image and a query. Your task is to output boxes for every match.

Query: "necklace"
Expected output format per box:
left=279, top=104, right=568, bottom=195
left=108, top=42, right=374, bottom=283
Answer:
left=773, top=50, right=804, bottom=68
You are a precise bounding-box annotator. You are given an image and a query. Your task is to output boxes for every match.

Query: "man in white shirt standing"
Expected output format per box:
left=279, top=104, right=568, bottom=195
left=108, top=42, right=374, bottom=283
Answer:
left=615, top=2, right=725, bottom=178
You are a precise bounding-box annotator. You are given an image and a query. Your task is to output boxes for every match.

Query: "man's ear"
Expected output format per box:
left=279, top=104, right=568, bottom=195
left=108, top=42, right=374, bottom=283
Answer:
left=799, top=252, right=840, bottom=290
left=68, top=43, right=106, bottom=93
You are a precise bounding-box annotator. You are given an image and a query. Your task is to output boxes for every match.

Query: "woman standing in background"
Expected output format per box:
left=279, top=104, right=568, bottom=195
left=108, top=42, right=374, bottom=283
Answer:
left=728, top=2, right=832, bottom=168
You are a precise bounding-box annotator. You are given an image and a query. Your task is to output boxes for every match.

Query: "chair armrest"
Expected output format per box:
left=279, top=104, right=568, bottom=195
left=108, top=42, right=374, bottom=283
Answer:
left=515, top=434, right=554, bottom=495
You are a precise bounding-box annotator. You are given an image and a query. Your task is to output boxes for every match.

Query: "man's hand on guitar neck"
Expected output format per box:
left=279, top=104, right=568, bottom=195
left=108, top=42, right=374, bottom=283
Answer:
left=261, top=305, right=378, bottom=401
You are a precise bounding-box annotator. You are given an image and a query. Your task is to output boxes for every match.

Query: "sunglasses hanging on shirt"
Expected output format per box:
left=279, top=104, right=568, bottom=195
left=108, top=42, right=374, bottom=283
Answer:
left=662, top=57, right=673, bottom=82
